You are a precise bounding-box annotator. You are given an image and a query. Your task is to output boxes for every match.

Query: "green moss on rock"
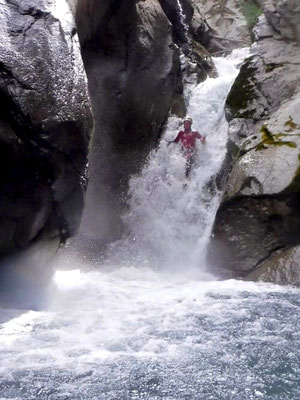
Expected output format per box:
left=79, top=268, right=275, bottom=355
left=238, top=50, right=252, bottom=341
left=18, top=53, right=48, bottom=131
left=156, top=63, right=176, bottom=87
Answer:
left=256, top=124, right=297, bottom=150
left=226, top=57, right=257, bottom=120
left=264, top=62, right=285, bottom=73
left=285, top=116, right=300, bottom=132
left=260, top=125, right=273, bottom=142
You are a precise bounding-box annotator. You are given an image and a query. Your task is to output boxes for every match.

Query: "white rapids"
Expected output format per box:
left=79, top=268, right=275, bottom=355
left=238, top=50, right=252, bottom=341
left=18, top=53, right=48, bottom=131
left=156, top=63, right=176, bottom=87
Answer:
left=1, top=49, right=300, bottom=400
left=0, top=267, right=299, bottom=399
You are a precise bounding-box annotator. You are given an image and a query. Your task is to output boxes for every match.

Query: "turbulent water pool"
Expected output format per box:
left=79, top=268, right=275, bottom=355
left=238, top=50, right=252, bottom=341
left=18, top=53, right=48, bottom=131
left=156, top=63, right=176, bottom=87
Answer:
left=1, top=48, right=300, bottom=399
left=0, top=267, right=300, bottom=399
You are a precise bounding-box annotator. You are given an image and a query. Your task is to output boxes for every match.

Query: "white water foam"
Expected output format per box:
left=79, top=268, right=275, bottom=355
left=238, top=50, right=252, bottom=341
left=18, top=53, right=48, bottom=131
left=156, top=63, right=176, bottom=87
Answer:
left=0, top=265, right=299, bottom=400
left=108, top=49, right=249, bottom=275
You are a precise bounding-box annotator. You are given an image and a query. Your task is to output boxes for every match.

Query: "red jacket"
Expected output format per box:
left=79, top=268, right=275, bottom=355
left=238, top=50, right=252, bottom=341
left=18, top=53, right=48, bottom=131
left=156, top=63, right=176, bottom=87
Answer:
left=174, top=130, right=205, bottom=157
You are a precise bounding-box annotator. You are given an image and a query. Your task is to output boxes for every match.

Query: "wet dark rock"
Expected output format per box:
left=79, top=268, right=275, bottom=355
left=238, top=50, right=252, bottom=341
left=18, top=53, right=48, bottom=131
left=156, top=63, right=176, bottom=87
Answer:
left=0, top=0, right=93, bottom=268
left=210, top=194, right=300, bottom=278
left=75, top=0, right=181, bottom=243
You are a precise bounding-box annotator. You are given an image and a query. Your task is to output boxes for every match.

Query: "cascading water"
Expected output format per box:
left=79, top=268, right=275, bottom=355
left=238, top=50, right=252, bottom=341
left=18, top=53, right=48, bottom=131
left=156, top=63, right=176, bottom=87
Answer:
left=175, top=0, right=190, bottom=44
left=1, top=50, right=300, bottom=400
left=108, top=49, right=248, bottom=275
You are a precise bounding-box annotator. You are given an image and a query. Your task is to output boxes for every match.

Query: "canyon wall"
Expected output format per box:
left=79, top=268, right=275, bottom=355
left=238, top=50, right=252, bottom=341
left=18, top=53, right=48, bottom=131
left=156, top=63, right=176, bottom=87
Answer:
left=0, top=0, right=92, bottom=283
left=210, top=0, right=300, bottom=285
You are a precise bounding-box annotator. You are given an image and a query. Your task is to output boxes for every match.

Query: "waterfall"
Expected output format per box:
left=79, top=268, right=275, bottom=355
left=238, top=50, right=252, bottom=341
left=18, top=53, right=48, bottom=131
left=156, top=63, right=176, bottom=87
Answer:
left=108, top=48, right=249, bottom=274
left=175, top=0, right=190, bottom=44
left=1, top=36, right=299, bottom=399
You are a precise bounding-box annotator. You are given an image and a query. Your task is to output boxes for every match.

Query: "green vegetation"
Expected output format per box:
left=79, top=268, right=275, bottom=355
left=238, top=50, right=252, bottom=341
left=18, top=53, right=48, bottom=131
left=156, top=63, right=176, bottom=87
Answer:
left=260, top=125, right=273, bottom=142
left=239, top=0, right=262, bottom=30
left=236, top=118, right=300, bottom=160
left=256, top=124, right=297, bottom=150
left=234, top=119, right=300, bottom=160
left=264, top=62, right=285, bottom=73
left=285, top=116, right=300, bottom=131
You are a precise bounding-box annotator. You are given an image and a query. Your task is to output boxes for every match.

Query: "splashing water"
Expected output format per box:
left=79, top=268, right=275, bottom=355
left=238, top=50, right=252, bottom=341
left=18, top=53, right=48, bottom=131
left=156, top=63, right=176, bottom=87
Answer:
left=109, top=49, right=248, bottom=274
left=1, top=266, right=300, bottom=400
left=1, top=49, right=300, bottom=400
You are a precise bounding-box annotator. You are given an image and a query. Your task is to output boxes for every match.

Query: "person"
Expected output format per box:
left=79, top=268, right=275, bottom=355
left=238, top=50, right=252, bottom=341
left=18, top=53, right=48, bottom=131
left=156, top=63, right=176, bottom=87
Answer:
left=174, top=116, right=206, bottom=177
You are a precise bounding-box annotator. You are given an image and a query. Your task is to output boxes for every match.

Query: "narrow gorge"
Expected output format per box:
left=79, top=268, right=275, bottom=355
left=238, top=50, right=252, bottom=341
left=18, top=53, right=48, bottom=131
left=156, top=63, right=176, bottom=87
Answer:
left=0, top=0, right=300, bottom=399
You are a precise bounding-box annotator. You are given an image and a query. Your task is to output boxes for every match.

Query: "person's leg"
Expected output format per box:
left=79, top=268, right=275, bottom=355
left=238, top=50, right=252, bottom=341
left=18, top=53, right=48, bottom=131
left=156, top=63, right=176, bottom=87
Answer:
left=185, top=156, right=193, bottom=177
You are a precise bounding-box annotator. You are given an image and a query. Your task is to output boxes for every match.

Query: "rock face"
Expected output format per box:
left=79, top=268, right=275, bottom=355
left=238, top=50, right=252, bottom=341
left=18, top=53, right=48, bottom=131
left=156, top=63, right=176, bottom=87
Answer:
left=246, top=245, right=300, bottom=286
left=190, top=0, right=253, bottom=53
left=76, top=0, right=180, bottom=244
left=0, top=0, right=92, bottom=270
left=210, top=4, right=300, bottom=284
left=75, top=0, right=214, bottom=246
left=256, top=0, right=300, bottom=43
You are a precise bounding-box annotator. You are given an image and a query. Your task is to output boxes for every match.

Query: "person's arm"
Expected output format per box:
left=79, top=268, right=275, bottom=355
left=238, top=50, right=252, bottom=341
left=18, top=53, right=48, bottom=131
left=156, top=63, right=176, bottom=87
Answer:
left=174, top=131, right=183, bottom=143
left=196, top=132, right=206, bottom=144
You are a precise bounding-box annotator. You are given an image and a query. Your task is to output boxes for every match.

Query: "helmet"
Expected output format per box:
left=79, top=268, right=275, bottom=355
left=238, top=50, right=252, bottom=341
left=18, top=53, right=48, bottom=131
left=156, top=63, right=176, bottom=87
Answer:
left=184, top=116, right=193, bottom=124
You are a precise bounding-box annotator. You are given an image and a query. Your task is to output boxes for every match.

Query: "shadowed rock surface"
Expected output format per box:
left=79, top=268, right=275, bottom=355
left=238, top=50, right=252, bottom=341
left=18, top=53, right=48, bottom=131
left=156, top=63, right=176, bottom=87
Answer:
left=211, top=194, right=300, bottom=278
left=0, top=0, right=92, bottom=277
left=210, top=3, right=300, bottom=284
left=76, top=0, right=181, bottom=245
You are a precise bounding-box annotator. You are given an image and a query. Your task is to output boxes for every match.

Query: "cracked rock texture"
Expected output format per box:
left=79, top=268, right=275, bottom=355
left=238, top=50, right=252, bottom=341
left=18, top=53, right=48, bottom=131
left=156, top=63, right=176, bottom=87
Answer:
left=0, top=0, right=92, bottom=272
left=256, top=0, right=300, bottom=43
left=210, top=4, right=300, bottom=284
left=190, top=0, right=252, bottom=53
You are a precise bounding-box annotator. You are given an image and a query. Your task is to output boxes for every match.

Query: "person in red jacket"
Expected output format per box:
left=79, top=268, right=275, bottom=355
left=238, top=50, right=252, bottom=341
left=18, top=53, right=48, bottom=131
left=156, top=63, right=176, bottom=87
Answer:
left=174, top=116, right=206, bottom=177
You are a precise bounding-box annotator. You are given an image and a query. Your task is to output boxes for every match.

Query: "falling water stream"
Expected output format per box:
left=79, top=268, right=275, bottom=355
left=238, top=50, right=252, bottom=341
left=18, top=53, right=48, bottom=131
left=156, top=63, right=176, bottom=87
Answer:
left=0, top=51, right=300, bottom=400
left=175, top=0, right=190, bottom=43
left=108, top=49, right=248, bottom=273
